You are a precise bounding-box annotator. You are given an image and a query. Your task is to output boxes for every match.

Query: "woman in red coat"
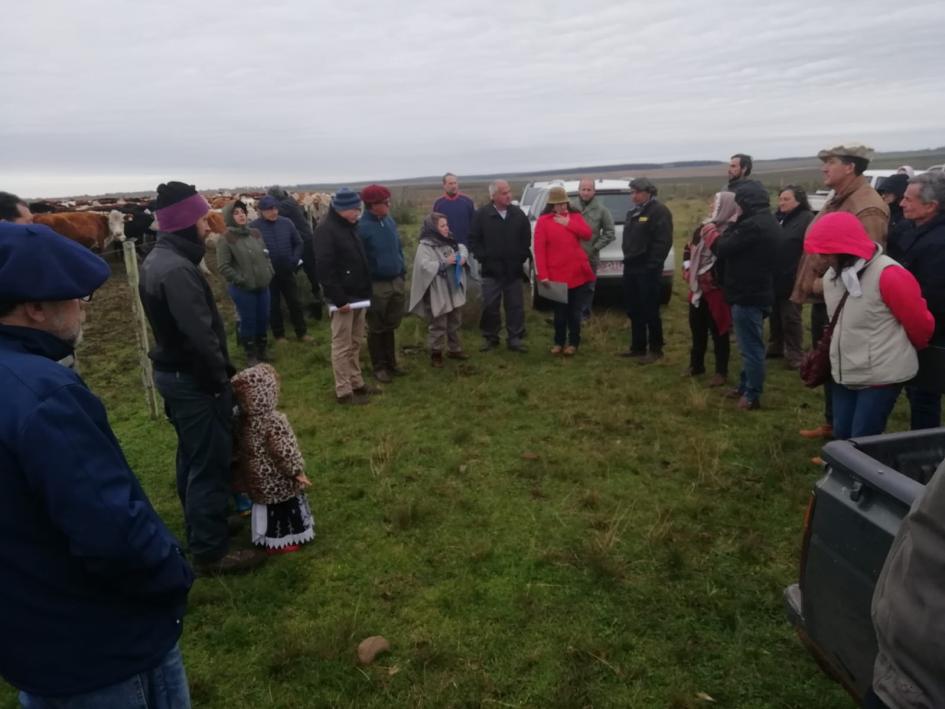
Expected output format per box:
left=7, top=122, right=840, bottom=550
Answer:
left=534, top=186, right=595, bottom=355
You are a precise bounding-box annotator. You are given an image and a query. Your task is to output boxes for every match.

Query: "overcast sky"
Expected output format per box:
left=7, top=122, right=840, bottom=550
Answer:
left=3, top=0, right=944, bottom=197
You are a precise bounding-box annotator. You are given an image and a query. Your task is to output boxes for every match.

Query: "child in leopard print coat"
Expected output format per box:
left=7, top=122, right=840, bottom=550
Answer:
left=231, top=363, right=314, bottom=554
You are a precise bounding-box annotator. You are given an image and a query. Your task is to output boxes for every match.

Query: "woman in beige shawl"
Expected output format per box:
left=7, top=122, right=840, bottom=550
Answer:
left=408, top=212, right=470, bottom=367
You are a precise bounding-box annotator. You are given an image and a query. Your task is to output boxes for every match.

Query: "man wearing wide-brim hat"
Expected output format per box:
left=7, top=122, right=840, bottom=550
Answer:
left=0, top=222, right=195, bottom=705
left=791, top=143, right=889, bottom=443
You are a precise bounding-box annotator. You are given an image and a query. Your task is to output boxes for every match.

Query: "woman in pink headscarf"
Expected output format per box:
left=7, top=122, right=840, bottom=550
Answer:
left=682, top=191, right=736, bottom=386
left=804, top=212, right=934, bottom=439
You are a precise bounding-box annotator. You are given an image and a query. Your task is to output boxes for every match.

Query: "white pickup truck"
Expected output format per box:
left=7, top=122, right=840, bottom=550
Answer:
left=524, top=179, right=675, bottom=308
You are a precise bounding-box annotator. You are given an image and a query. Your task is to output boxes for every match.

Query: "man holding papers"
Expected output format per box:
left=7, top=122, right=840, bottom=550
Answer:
left=533, top=186, right=595, bottom=356
left=314, top=188, right=376, bottom=405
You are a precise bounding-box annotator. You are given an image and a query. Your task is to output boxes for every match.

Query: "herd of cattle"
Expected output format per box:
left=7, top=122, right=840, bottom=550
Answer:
left=29, top=191, right=333, bottom=256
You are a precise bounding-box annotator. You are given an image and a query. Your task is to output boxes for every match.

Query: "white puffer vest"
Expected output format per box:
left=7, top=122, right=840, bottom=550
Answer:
left=823, top=252, right=917, bottom=387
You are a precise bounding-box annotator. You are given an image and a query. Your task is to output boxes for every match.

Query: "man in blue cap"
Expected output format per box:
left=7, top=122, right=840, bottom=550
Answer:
left=0, top=222, right=195, bottom=706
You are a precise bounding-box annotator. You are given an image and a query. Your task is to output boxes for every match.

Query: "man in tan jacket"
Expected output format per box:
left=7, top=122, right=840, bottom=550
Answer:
left=791, top=144, right=889, bottom=442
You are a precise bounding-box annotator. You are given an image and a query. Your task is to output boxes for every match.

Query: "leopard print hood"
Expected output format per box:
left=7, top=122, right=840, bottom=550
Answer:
left=232, top=363, right=280, bottom=415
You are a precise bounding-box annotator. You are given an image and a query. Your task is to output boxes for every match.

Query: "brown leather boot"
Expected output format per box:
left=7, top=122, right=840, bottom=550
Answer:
left=431, top=351, right=444, bottom=368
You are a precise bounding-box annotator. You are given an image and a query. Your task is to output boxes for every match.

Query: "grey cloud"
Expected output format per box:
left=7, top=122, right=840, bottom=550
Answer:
left=2, top=0, right=944, bottom=196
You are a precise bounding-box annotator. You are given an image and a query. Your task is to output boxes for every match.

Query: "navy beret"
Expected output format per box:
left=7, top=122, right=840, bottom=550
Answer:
left=0, top=222, right=110, bottom=302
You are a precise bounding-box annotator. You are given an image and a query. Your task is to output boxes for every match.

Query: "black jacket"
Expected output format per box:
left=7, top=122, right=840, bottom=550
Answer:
left=892, top=213, right=945, bottom=343
left=278, top=195, right=314, bottom=243
left=468, top=203, right=532, bottom=280
left=774, top=207, right=813, bottom=299
left=622, top=198, right=673, bottom=271
left=713, top=182, right=778, bottom=308
left=139, top=233, right=233, bottom=393
left=313, top=209, right=372, bottom=307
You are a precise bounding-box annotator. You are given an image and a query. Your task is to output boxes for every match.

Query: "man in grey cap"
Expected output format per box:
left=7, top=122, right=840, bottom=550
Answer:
left=791, top=144, right=889, bottom=443
left=619, top=177, right=674, bottom=362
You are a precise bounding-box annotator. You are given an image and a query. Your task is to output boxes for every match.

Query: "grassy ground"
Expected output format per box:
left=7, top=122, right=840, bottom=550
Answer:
left=1, top=197, right=878, bottom=708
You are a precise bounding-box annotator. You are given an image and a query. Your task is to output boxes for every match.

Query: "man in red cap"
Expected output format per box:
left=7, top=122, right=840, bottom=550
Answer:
left=358, top=184, right=407, bottom=383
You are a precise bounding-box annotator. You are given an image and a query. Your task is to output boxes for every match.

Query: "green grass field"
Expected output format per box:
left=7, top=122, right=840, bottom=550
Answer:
left=1, top=197, right=878, bottom=708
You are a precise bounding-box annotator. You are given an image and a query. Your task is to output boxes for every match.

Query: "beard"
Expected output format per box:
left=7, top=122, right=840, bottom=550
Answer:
left=49, top=312, right=83, bottom=348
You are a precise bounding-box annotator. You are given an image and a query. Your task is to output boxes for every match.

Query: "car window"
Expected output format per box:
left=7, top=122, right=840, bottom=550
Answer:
left=521, top=186, right=541, bottom=208
left=590, top=193, right=631, bottom=224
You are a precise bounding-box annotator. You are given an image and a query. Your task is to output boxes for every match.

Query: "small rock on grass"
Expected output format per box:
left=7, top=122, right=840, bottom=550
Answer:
left=357, top=635, right=390, bottom=665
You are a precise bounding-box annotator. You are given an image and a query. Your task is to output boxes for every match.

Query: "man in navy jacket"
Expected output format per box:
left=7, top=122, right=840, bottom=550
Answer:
left=252, top=195, right=311, bottom=342
left=0, top=222, right=195, bottom=705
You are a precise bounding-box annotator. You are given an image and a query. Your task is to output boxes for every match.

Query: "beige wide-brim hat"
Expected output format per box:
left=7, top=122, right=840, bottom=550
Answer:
left=546, top=186, right=569, bottom=204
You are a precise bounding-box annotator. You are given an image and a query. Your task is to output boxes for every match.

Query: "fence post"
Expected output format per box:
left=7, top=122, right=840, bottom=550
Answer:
left=122, top=240, right=160, bottom=419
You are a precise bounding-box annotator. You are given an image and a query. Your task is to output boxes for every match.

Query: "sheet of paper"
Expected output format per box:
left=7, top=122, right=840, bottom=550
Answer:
left=537, top=280, right=568, bottom=304
left=328, top=300, right=372, bottom=313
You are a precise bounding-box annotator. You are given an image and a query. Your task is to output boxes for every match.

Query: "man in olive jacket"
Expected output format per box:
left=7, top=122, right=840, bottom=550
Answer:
left=572, top=178, right=616, bottom=318
left=468, top=179, right=532, bottom=353
left=620, top=177, right=673, bottom=362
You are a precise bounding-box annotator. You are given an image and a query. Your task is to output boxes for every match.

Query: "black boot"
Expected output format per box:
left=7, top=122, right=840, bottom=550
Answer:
left=256, top=336, right=272, bottom=363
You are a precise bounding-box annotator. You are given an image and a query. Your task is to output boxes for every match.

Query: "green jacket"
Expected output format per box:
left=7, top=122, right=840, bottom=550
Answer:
left=217, top=202, right=274, bottom=290
left=571, top=196, right=616, bottom=270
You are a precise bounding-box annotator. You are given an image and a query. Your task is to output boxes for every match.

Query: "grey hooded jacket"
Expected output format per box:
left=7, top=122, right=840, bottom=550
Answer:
left=871, top=461, right=945, bottom=708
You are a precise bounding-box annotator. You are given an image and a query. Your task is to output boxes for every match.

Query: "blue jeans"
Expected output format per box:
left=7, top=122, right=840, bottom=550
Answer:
left=832, top=383, right=902, bottom=439
left=731, top=304, right=767, bottom=403
left=154, top=370, right=233, bottom=563
left=20, top=643, right=190, bottom=708
left=227, top=285, right=270, bottom=340
left=906, top=385, right=942, bottom=430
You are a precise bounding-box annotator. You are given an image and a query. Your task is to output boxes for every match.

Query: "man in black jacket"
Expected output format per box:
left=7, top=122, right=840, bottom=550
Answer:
left=712, top=181, right=778, bottom=410
left=468, top=179, right=532, bottom=352
left=140, top=181, right=266, bottom=575
left=898, top=172, right=945, bottom=429
left=620, top=178, right=673, bottom=362
left=268, top=185, right=324, bottom=319
left=314, top=188, right=376, bottom=404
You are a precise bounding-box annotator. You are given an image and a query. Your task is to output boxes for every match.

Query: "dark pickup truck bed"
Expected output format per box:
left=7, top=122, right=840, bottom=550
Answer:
left=783, top=428, right=945, bottom=700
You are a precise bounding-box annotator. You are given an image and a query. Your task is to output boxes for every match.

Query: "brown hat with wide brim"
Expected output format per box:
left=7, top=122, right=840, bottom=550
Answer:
left=546, top=186, right=569, bottom=204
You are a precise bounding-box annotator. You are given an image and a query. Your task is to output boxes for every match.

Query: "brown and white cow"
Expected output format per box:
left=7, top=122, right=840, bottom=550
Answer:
left=33, top=212, right=125, bottom=251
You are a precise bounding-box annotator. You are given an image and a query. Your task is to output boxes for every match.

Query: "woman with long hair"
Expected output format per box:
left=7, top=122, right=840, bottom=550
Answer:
left=770, top=185, right=813, bottom=368
left=682, top=191, right=735, bottom=386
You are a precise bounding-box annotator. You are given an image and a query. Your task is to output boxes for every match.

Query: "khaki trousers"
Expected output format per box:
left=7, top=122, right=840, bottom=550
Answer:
left=330, top=308, right=366, bottom=397
left=428, top=308, right=463, bottom=353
